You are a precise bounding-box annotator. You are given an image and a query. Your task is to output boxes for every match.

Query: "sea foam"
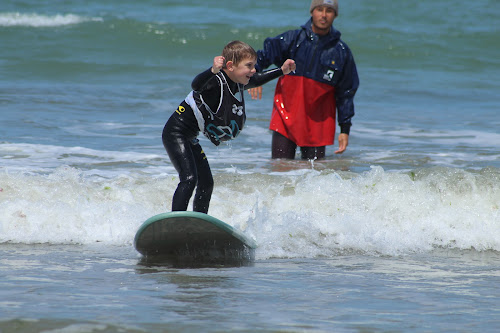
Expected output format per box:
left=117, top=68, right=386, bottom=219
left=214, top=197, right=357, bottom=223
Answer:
left=0, top=12, right=101, bottom=27
left=1, top=166, right=498, bottom=259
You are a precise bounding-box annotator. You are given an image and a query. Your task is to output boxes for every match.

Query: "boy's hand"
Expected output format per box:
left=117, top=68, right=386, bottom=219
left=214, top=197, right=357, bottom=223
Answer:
left=212, top=56, right=225, bottom=74
left=281, top=59, right=296, bottom=75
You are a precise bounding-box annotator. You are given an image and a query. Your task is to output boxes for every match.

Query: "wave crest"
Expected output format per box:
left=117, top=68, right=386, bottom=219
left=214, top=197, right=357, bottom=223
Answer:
left=0, top=12, right=102, bottom=27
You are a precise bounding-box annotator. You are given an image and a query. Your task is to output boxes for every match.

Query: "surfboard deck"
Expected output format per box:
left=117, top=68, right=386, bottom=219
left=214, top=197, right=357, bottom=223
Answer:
left=134, top=211, right=256, bottom=267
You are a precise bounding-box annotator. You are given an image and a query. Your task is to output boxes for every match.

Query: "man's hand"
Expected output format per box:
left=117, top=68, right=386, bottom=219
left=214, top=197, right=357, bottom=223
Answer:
left=335, top=133, right=349, bottom=154
left=248, top=86, right=263, bottom=100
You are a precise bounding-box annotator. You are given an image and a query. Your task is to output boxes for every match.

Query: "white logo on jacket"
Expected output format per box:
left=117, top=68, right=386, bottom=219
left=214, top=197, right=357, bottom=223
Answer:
left=323, top=70, right=335, bottom=81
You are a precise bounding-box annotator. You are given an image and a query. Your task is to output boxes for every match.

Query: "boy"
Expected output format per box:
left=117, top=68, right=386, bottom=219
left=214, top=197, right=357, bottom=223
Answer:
left=162, top=41, right=296, bottom=213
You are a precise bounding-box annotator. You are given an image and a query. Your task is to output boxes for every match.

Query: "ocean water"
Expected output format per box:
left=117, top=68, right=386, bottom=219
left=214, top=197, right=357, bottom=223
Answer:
left=1, top=0, right=499, bottom=332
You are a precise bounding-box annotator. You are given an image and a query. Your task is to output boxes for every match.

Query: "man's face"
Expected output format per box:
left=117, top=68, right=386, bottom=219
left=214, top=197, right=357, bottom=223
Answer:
left=311, top=6, right=336, bottom=35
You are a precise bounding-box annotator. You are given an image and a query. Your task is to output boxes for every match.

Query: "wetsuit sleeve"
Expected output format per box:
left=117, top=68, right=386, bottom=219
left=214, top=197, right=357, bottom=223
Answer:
left=190, top=68, right=222, bottom=114
left=335, top=47, right=359, bottom=135
left=191, top=68, right=217, bottom=91
left=244, top=68, right=284, bottom=89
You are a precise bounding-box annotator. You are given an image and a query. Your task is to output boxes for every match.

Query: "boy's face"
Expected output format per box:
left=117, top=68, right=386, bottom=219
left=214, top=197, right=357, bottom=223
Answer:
left=227, top=57, right=257, bottom=85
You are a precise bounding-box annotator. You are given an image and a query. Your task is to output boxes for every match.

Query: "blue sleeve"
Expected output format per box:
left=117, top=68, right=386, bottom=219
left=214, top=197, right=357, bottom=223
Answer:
left=335, top=45, right=359, bottom=134
left=256, top=30, right=298, bottom=71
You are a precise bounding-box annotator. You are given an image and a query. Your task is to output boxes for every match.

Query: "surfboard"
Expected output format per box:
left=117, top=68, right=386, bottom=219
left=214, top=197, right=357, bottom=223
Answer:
left=134, top=211, right=257, bottom=266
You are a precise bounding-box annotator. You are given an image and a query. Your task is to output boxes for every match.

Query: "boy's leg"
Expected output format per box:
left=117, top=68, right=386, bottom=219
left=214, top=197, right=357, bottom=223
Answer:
left=191, top=140, right=213, bottom=214
left=162, top=122, right=198, bottom=211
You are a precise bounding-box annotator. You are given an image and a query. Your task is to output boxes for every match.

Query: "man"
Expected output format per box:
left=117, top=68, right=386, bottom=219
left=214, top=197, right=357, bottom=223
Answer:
left=249, top=0, right=359, bottom=160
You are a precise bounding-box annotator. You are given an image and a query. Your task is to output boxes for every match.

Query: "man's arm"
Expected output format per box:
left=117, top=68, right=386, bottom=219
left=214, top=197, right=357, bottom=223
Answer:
left=255, top=30, right=297, bottom=71
left=335, top=46, right=359, bottom=136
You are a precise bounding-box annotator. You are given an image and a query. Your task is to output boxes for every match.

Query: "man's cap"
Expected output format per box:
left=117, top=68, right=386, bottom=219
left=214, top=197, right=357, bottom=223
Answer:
left=310, top=0, right=338, bottom=15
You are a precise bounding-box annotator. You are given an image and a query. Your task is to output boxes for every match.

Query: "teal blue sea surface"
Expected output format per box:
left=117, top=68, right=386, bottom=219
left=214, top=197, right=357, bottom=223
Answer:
left=1, top=1, right=499, bottom=331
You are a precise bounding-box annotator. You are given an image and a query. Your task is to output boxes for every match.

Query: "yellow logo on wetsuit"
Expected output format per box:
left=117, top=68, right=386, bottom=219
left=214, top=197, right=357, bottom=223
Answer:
left=175, top=105, right=185, bottom=115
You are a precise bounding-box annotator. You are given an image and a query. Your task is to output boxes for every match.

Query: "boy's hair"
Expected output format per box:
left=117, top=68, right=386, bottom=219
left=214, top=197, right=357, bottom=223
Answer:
left=222, top=41, right=257, bottom=68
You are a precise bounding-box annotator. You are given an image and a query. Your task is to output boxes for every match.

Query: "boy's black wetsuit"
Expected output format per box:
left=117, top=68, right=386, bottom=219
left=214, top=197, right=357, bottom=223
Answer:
left=163, top=67, right=283, bottom=213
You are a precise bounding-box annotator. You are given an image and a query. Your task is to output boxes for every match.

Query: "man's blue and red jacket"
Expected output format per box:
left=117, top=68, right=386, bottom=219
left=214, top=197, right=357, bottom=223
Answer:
left=256, top=19, right=359, bottom=147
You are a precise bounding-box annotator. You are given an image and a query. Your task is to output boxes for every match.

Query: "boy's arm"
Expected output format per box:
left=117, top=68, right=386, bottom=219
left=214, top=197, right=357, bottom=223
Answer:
left=191, top=68, right=216, bottom=91
left=245, top=59, right=295, bottom=89
left=245, top=68, right=283, bottom=90
left=246, top=59, right=295, bottom=95
left=191, top=56, right=225, bottom=91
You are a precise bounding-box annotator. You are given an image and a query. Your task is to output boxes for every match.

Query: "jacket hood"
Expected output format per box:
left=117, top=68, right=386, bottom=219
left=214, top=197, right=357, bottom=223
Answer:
left=302, top=18, right=341, bottom=42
